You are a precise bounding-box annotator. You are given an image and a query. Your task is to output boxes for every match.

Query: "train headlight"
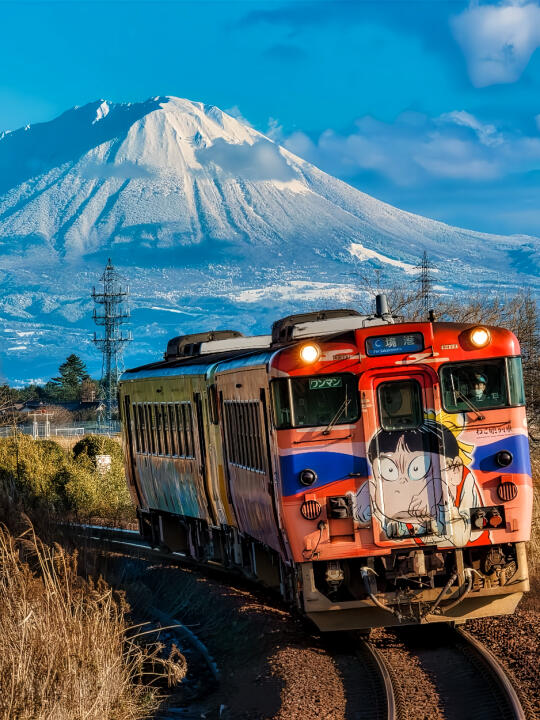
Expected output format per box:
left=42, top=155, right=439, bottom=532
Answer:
left=300, top=343, right=320, bottom=364
left=469, top=326, right=490, bottom=348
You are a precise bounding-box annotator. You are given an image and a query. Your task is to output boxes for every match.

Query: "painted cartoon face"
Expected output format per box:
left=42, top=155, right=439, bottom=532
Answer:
left=371, top=436, right=435, bottom=521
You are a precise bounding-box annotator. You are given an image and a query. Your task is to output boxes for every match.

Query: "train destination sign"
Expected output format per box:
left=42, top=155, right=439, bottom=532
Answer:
left=365, top=332, right=424, bottom=357
left=309, top=377, right=343, bottom=390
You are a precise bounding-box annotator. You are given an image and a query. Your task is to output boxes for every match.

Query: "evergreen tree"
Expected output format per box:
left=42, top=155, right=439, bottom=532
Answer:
left=51, top=355, right=89, bottom=401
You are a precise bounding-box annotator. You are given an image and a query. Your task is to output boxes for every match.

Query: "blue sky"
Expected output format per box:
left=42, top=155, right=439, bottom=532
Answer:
left=1, top=0, right=540, bottom=236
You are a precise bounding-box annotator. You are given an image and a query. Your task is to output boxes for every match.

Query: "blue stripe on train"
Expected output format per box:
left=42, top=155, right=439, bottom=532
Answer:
left=279, top=434, right=531, bottom=498
left=471, top=434, right=532, bottom=476
left=280, top=452, right=369, bottom=497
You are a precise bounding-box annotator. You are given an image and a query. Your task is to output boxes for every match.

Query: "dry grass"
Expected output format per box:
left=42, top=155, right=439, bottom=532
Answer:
left=0, top=522, right=185, bottom=720
left=529, top=445, right=540, bottom=580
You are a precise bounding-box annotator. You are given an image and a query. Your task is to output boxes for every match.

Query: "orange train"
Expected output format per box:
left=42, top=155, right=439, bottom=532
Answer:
left=119, top=298, right=532, bottom=630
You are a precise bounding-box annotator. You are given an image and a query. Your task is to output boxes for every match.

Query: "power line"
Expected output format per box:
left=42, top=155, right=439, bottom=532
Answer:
left=91, top=259, right=132, bottom=427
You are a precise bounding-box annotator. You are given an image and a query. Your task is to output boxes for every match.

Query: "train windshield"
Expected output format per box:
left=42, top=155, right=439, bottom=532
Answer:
left=440, top=357, right=525, bottom=412
left=272, top=374, right=359, bottom=429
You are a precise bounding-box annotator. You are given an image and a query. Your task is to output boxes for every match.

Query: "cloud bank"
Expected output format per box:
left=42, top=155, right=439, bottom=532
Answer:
left=282, top=110, right=540, bottom=186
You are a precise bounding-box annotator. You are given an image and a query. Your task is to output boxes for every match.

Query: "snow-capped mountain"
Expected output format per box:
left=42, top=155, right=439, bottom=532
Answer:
left=0, top=96, right=537, bottom=383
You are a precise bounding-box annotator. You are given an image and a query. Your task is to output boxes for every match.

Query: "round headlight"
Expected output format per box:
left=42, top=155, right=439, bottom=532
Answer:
left=300, top=343, right=320, bottom=364
left=469, top=327, right=490, bottom=348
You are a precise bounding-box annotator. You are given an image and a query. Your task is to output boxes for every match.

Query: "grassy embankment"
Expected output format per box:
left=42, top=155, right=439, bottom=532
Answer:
left=0, top=434, right=184, bottom=720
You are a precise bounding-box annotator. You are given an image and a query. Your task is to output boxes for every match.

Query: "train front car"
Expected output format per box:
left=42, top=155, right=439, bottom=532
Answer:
left=272, top=314, right=532, bottom=630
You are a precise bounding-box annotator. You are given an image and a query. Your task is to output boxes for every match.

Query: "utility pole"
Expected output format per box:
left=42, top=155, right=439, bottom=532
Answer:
left=91, top=259, right=132, bottom=428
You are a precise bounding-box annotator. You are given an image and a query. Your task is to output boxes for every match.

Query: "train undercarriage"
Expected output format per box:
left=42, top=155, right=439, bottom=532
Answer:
left=137, top=508, right=529, bottom=631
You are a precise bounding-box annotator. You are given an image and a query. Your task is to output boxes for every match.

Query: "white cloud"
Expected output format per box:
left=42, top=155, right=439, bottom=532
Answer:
left=438, top=111, right=503, bottom=147
left=451, top=1, right=540, bottom=87
left=195, top=138, right=296, bottom=182
left=282, top=110, right=540, bottom=185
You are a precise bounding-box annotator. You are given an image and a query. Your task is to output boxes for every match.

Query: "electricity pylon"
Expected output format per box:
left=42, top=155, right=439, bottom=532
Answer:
left=415, top=250, right=434, bottom=315
left=91, top=259, right=132, bottom=427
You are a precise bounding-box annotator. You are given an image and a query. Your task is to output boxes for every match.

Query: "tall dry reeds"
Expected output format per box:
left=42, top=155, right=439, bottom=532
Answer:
left=0, top=522, right=184, bottom=720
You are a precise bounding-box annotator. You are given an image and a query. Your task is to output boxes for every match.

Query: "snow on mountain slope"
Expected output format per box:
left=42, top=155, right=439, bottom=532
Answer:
left=0, top=96, right=537, bottom=382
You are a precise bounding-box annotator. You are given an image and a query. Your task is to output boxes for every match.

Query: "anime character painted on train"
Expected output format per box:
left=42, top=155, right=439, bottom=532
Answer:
left=118, top=302, right=533, bottom=631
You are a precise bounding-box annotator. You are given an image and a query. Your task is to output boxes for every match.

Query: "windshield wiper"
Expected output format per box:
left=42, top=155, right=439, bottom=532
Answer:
left=321, top=396, right=351, bottom=435
left=455, top=390, right=485, bottom=421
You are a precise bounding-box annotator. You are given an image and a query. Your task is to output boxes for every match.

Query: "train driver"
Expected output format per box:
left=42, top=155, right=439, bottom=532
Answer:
left=471, top=373, right=488, bottom=402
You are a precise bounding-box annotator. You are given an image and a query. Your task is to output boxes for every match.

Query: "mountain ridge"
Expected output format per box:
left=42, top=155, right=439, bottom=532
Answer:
left=0, top=95, right=537, bottom=383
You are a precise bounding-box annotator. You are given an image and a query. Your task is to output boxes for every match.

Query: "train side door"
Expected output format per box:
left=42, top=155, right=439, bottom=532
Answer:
left=359, top=368, right=449, bottom=546
left=193, top=392, right=219, bottom=526
left=122, top=394, right=143, bottom=506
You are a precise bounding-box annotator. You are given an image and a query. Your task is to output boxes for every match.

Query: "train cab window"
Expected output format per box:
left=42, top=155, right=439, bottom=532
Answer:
left=271, top=374, right=359, bottom=429
left=378, top=380, right=423, bottom=430
left=440, top=359, right=512, bottom=412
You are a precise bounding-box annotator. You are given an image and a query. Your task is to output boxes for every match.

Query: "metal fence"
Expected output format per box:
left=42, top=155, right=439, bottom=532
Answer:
left=0, top=421, right=121, bottom=439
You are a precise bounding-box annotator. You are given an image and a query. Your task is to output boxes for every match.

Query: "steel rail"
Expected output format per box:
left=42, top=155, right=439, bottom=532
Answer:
left=356, top=637, right=398, bottom=720
left=455, top=627, right=528, bottom=720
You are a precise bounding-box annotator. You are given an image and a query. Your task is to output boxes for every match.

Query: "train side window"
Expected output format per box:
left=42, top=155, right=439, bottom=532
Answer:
left=161, top=404, right=170, bottom=456
left=237, top=404, right=244, bottom=466
left=155, top=403, right=163, bottom=455
left=168, top=405, right=177, bottom=455
left=224, top=400, right=265, bottom=473
left=378, top=380, right=422, bottom=431
left=183, top=403, right=194, bottom=458
left=208, top=384, right=219, bottom=424
left=228, top=402, right=239, bottom=464
left=146, top=404, right=156, bottom=454
left=175, top=404, right=184, bottom=456
left=131, top=403, right=139, bottom=452
left=137, top=405, right=146, bottom=453
left=241, top=404, right=250, bottom=467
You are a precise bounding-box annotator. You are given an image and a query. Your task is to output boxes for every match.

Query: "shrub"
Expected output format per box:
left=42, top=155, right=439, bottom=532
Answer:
left=73, top=434, right=123, bottom=464
left=65, top=451, right=134, bottom=522
left=0, top=435, right=69, bottom=508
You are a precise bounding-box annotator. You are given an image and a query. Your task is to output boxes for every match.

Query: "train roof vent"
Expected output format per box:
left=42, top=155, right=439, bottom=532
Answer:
left=199, top=335, right=272, bottom=355
left=165, top=330, right=243, bottom=359
left=271, top=309, right=393, bottom=344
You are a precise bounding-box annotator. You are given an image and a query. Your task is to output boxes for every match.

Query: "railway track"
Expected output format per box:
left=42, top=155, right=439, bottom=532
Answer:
left=69, top=523, right=532, bottom=720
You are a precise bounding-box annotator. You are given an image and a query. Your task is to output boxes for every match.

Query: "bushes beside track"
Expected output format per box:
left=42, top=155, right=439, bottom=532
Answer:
left=0, top=434, right=134, bottom=523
